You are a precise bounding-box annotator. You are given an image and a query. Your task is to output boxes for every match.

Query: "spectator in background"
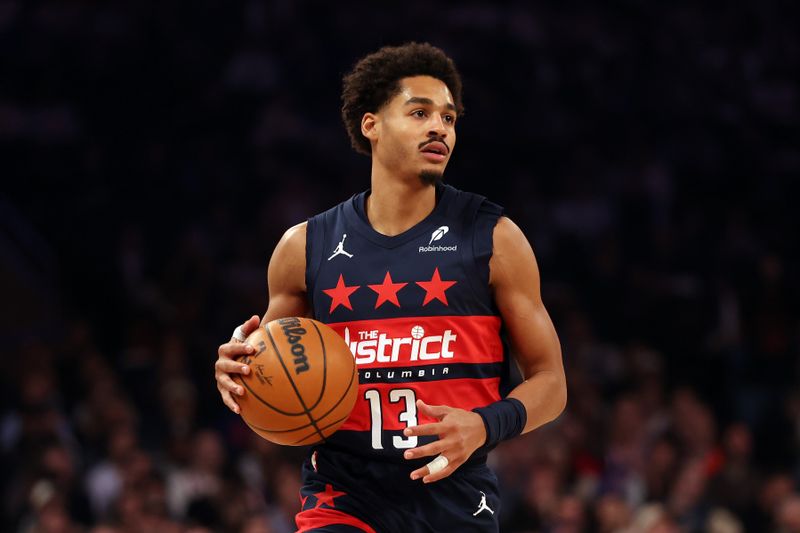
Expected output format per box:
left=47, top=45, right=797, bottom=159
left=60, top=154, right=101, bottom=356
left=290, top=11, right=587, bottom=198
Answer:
left=776, top=494, right=800, bottom=533
left=594, top=492, right=632, bottom=532
left=165, top=429, right=226, bottom=520
left=85, top=424, right=140, bottom=521
left=20, top=481, right=80, bottom=533
left=709, top=422, right=759, bottom=526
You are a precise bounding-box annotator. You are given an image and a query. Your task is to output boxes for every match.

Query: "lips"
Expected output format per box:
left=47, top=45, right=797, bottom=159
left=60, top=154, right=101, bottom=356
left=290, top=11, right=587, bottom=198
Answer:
left=421, top=152, right=446, bottom=163
left=420, top=141, right=449, bottom=163
left=421, top=141, right=448, bottom=155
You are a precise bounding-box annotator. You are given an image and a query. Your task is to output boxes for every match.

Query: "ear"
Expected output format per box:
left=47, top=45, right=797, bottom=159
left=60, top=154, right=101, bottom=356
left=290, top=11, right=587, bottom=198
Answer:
left=361, top=112, right=379, bottom=143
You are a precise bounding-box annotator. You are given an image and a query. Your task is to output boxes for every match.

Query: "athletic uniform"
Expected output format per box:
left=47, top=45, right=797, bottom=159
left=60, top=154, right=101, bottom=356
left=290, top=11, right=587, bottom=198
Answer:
left=298, top=184, right=512, bottom=532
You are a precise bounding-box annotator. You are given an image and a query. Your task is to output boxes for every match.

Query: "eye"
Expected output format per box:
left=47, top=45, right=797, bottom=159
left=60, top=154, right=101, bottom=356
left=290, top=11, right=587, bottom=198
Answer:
left=412, top=110, right=426, bottom=118
left=444, top=114, right=456, bottom=124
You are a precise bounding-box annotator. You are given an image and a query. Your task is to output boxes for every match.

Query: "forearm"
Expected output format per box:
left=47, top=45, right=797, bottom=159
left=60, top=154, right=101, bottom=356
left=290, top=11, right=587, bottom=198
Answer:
left=508, top=368, right=567, bottom=434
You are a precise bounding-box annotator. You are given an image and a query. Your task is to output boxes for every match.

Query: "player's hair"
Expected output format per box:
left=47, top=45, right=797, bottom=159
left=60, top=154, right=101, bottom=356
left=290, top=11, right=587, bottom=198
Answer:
left=341, top=42, right=464, bottom=156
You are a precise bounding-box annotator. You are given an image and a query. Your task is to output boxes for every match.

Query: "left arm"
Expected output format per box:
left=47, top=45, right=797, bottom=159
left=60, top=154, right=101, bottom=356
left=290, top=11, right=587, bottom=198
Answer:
left=489, top=216, right=567, bottom=431
left=403, top=216, right=566, bottom=482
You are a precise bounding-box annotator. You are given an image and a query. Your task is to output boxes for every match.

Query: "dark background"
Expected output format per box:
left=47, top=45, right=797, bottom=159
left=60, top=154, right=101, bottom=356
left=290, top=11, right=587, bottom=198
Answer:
left=1, top=2, right=799, bottom=532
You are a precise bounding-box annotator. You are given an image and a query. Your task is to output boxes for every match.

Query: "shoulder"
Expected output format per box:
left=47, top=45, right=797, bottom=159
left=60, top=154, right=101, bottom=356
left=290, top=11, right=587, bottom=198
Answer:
left=276, top=222, right=307, bottom=255
left=283, top=221, right=307, bottom=241
left=492, top=216, right=526, bottom=246
left=271, top=222, right=307, bottom=267
left=269, top=222, right=307, bottom=291
left=489, top=216, right=538, bottom=287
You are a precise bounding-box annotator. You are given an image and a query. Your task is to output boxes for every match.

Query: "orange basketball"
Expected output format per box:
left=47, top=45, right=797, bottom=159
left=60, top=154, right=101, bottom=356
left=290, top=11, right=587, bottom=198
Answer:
left=233, top=317, right=358, bottom=446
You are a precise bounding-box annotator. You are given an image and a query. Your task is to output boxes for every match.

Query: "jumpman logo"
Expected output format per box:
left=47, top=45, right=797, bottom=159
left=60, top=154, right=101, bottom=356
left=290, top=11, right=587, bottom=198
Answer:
left=327, top=233, right=354, bottom=261
left=472, top=491, right=494, bottom=517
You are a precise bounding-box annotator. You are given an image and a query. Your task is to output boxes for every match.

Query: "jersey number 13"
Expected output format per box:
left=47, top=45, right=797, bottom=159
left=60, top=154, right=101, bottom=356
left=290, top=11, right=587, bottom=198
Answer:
left=363, top=388, right=418, bottom=450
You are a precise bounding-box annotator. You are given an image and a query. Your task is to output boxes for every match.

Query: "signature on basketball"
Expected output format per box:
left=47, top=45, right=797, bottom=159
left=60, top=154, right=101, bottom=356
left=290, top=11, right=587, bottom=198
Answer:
left=278, top=317, right=310, bottom=374
left=254, top=364, right=273, bottom=386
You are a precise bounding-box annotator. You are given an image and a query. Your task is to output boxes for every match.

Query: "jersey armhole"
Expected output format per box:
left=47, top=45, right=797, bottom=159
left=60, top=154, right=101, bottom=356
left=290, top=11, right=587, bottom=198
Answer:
left=460, top=196, right=504, bottom=314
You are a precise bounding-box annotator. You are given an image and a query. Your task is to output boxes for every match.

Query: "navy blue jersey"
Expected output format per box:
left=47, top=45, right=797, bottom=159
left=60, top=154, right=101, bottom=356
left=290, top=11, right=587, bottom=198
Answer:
left=305, top=184, right=511, bottom=467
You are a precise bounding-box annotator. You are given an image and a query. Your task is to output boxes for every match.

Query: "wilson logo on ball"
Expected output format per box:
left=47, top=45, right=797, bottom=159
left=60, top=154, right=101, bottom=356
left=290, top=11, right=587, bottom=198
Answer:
left=278, top=317, right=310, bottom=374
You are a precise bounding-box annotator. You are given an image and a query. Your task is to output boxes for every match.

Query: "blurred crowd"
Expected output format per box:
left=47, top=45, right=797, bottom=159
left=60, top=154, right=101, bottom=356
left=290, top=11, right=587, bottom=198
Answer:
left=1, top=1, right=799, bottom=532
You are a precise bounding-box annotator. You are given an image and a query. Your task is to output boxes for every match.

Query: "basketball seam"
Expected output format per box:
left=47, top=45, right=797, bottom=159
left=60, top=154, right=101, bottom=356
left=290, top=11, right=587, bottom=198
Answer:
left=305, top=321, right=328, bottom=412
left=265, top=323, right=326, bottom=443
left=244, top=409, right=351, bottom=444
left=234, top=373, right=308, bottom=417
left=287, top=339, right=358, bottom=444
left=289, top=412, right=353, bottom=445
left=245, top=362, right=357, bottom=434
left=244, top=419, right=312, bottom=434
left=315, top=344, right=358, bottom=426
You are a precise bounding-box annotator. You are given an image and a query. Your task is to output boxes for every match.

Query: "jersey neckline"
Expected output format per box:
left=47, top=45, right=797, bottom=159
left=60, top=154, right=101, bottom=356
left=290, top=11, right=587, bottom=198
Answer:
left=343, top=183, right=453, bottom=249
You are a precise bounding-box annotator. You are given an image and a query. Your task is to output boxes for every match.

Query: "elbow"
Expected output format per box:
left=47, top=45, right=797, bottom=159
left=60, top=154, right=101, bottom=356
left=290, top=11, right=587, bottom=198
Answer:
left=543, top=371, right=568, bottom=422
left=556, top=378, right=568, bottom=417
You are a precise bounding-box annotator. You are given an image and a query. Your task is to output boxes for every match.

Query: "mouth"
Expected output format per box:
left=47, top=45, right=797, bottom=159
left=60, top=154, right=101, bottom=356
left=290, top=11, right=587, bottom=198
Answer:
left=420, top=141, right=449, bottom=163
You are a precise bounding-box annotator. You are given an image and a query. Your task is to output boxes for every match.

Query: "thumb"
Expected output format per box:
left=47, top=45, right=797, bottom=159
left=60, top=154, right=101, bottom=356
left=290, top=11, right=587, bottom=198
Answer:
left=417, top=399, right=449, bottom=420
left=244, top=315, right=261, bottom=335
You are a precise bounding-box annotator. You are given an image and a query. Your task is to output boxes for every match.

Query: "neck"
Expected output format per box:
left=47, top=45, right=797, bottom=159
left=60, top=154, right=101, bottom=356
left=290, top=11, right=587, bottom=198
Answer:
left=366, top=161, right=437, bottom=236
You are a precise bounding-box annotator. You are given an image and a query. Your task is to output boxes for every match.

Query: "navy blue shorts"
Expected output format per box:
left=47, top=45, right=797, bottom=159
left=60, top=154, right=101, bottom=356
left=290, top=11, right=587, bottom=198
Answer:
left=295, top=446, right=500, bottom=532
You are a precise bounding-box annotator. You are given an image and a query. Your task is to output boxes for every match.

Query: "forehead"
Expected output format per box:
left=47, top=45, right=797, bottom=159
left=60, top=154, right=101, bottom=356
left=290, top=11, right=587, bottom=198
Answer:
left=394, top=76, right=455, bottom=107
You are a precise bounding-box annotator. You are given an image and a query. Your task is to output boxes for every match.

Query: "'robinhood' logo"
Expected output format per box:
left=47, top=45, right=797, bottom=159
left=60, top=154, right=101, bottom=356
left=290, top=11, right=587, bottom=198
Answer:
left=419, top=226, right=457, bottom=253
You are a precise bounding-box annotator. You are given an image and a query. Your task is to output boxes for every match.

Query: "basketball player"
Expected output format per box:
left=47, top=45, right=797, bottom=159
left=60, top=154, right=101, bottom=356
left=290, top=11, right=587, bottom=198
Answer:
left=215, top=43, right=566, bottom=532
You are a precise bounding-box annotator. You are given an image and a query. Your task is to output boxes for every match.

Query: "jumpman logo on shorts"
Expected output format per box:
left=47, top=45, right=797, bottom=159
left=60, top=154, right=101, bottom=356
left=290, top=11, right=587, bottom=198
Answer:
left=328, top=233, right=354, bottom=261
left=472, top=491, right=494, bottom=516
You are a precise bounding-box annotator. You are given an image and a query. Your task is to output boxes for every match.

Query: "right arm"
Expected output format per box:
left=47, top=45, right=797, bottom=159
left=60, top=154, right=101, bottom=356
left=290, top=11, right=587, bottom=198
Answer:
left=214, top=222, right=309, bottom=413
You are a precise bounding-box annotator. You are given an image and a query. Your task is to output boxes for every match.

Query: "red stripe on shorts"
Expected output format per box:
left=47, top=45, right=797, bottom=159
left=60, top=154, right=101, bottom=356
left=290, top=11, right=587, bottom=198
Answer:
left=295, top=507, right=377, bottom=533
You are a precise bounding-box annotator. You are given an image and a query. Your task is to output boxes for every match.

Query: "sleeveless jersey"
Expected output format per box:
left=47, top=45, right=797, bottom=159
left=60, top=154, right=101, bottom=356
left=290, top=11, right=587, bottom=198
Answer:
left=305, top=184, right=511, bottom=465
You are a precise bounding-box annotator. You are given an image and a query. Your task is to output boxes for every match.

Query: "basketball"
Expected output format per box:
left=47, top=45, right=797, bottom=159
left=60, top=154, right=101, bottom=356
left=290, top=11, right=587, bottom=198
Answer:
left=233, top=317, right=358, bottom=446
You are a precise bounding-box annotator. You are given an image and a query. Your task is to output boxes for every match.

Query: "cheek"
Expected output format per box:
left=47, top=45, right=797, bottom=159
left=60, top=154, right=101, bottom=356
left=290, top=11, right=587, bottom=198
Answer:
left=383, top=125, right=416, bottom=156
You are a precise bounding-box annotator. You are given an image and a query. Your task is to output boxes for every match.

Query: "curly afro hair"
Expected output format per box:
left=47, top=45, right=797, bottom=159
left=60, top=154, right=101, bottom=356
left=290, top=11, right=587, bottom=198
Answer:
left=341, top=42, right=464, bottom=156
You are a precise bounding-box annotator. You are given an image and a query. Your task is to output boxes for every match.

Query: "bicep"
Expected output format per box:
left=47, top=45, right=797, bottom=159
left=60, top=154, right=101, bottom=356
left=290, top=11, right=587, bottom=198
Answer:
left=262, top=223, right=310, bottom=323
left=490, top=218, right=563, bottom=377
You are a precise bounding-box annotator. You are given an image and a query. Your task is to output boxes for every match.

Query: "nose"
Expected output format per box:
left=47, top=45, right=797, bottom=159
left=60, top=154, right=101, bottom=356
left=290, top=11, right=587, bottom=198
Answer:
left=427, top=113, right=448, bottom=138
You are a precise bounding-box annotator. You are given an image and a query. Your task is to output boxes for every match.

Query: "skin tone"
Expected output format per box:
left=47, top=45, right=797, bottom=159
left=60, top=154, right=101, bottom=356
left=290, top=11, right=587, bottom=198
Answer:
left=215, top=75, right=567, bottom=483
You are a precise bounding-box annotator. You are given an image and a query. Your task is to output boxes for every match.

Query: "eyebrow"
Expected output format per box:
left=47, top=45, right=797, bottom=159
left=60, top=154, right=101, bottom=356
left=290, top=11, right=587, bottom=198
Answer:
left=404, top=97, right=456, bottom=111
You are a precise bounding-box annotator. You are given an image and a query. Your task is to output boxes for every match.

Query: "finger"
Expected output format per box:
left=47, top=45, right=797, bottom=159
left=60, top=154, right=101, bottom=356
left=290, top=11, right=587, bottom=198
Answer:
left=416, top=399, right=450, bottom=420
left=403, top=421, right=446, bottom=438
left=409, top=455, right=457, bottom=483
left=216, top=358, right=251, bottom=375
left=218, top=342, right=256, bottom=360
left=217, top=373, right=246, bottom=396
left=422, top=462, right=457, bottom=483
left=220, top=390, right=241, bottom=414
left=230, top=315, right=261, bottom=343
left=403, top=439, right=447, bottom=460
left=243, top=315, right=261, bottom=334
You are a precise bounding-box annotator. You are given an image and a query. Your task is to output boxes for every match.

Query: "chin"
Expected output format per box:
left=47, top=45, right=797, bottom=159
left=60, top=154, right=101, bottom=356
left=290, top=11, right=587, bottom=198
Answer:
left=419, top=169, right=444, bottom=185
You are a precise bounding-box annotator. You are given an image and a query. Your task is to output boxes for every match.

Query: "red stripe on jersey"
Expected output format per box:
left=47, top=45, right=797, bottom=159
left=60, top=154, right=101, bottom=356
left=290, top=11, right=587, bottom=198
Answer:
left=340, top=378, right=501, bottom=431
left=296, top=507, right=377, bottom=533
left=327, top=315, right=503, bottom=369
